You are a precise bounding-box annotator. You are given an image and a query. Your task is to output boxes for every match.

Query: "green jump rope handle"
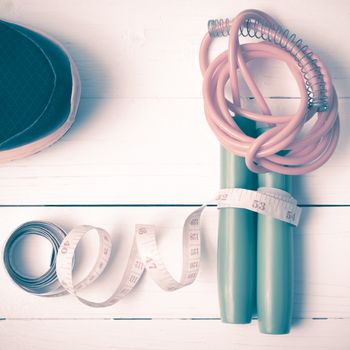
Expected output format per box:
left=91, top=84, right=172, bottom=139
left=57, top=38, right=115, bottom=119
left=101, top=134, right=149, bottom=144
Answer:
left=257, top=173, right=293, bottom=334
left=218, top=117, right=257, bottom=324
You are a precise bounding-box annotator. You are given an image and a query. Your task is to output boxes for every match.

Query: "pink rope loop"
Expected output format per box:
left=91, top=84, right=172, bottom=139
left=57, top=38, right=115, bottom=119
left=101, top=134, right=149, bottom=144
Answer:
left=199, top=9, right=339, bottom=175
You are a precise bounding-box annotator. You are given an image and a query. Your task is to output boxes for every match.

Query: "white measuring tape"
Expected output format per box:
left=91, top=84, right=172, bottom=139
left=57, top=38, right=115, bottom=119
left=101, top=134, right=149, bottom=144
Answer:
left=218, top=187, right=301, bottom=225
left=3, top=187, right=301, bottom=307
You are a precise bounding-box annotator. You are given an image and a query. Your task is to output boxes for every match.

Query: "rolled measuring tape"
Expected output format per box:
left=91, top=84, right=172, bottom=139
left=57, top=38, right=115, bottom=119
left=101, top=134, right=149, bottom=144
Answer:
left=3, top=221, right=67, bottom=296
left=3, top=187, right=301, bottom=307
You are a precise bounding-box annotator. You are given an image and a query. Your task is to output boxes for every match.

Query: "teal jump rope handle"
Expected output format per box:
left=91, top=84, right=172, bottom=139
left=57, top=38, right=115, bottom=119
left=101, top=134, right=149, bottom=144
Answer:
left=218, top=117, right=257, bottom=324
left=257, top=173, right=293, bottom=334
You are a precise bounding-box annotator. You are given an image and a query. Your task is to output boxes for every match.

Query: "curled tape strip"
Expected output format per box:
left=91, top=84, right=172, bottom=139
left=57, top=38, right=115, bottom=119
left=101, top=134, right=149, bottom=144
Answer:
left=55, top=206, right=205, bottom=307
left=3, top=187, right=300, bottom=306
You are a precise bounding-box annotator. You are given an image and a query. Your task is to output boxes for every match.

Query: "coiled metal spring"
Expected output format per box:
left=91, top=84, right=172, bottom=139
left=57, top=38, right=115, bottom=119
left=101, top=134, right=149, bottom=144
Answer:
left=208, top=17, right=327, bottom=111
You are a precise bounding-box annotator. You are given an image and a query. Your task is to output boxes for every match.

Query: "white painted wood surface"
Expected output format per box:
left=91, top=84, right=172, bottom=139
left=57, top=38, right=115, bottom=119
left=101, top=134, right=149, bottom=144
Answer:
left=0, top=0, right=349, bottom=349
left=0, top=0, right=349, bottom=205
left=1, top=320, right=350, bottom=350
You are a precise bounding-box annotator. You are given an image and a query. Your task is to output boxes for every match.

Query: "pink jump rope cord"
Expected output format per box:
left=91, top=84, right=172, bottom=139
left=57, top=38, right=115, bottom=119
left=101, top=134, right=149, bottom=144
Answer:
left=199, top=9, right=339, bottom=175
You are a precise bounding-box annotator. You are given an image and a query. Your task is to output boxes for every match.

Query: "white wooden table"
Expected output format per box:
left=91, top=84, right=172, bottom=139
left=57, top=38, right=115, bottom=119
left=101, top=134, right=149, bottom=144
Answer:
left=0, top=0, right=350, bottom=349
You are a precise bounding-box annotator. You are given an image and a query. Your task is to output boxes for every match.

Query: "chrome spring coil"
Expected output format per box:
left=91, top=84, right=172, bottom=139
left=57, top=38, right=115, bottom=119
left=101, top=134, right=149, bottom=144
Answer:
left=207, top=17, right=328, bottom=111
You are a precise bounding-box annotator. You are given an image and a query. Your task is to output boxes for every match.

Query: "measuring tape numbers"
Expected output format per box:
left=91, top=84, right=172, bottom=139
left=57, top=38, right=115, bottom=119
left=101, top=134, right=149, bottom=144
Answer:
left=2, top=187, right=301, bottom=307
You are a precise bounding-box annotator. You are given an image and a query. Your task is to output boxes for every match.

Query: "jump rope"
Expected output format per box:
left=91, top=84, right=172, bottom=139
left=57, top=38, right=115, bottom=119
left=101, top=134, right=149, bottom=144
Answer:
left=200, top=9, right=339, bottom=334
left=2, top=10, right=339, bottom=334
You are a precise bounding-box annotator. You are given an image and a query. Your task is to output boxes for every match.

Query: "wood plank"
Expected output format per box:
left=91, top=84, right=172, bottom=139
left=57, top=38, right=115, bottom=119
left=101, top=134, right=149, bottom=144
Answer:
left=2, top=0, right=349, bottom=99
left=0, top=1, right=347, bottom=205
left=0, top=206, right=349, bottom=319
left=0, top=319, right=349, bottom=350
left=0, top=98, right=347, bottom=205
